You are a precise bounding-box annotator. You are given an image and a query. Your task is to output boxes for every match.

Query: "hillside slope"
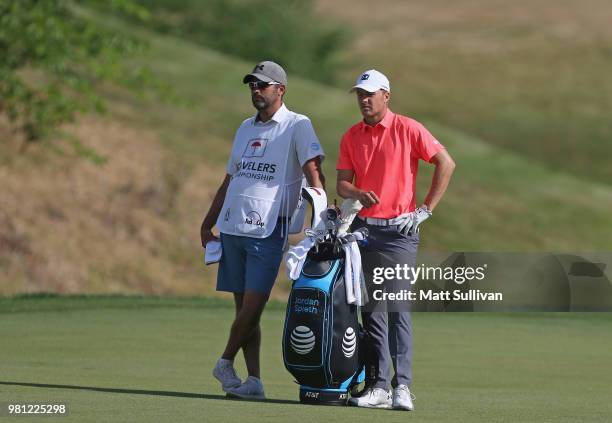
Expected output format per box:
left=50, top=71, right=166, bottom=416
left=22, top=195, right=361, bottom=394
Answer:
left=1, top=21, right=611, bottom=296
left=318, top=0, right=612, bottom=185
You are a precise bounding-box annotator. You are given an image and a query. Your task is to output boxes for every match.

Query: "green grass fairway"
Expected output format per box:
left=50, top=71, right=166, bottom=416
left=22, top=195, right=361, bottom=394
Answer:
left=1, top=296, right=611, bottom=422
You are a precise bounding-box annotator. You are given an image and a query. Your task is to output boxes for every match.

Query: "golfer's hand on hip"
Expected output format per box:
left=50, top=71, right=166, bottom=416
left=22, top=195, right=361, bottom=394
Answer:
left=400, top=206, right=432, bottom=235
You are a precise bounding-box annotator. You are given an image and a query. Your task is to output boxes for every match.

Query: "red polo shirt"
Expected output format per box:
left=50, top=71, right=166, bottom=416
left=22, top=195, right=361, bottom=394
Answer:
left=336, top=110, right=444, bottom=218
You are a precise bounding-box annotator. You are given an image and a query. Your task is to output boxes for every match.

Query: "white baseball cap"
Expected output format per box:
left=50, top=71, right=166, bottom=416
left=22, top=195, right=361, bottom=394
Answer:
left=350, top=69, right=390, bottom=93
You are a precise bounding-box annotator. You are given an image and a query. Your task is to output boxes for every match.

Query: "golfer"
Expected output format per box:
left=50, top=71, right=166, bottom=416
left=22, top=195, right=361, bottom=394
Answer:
left=337, top=69, right=455, bottom=410
left=200, top=61, right=325, bottom=400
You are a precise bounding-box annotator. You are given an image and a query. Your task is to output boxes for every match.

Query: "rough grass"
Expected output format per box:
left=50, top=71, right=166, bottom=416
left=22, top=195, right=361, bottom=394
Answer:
left=0, top=117, right=220, bottom=296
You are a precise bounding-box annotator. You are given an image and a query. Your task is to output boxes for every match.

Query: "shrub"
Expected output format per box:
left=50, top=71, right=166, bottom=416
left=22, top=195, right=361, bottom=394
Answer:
left=0, top=0, right=150, bottom=141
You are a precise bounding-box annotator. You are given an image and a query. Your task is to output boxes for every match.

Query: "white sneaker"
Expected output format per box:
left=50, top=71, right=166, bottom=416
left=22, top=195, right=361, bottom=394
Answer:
left=348, top=388, right=392, bottom=409
left=392, top=385, right=415, bottom=411
left=226, top=376, right=265, bottom=400
left=212, top=358, right=241, bottom=391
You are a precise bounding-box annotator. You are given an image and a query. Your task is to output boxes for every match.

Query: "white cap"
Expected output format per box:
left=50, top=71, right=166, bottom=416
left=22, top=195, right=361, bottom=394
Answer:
left=351, top=69, right=390, bottom=93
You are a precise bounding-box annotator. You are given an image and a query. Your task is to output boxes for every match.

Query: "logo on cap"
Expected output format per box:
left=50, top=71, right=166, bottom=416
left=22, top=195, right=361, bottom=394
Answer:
left=360, top=73, right=370, bottom=81
left=256, top=64, right=264, bottom=71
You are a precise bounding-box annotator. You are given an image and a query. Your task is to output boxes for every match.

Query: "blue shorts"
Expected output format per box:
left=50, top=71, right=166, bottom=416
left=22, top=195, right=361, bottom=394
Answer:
left=216, top=221, right=285, bottom=295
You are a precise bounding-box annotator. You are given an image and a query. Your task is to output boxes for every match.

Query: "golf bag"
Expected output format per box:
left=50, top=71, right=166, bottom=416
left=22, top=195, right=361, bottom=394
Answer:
left=282, top=188, right=366, bottom=405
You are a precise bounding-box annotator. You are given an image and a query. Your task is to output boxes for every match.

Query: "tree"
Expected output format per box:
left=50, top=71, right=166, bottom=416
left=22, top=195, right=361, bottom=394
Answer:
left=0, top=0, right=150, bottom=141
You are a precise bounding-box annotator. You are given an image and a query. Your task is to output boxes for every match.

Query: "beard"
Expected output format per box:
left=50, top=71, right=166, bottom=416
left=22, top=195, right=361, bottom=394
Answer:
left=252, top=95, right=269, bottom=110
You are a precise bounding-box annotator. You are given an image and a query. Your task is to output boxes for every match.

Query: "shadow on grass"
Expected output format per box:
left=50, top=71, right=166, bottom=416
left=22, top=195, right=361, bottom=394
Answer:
left=0, top=381, right=300, bottom=405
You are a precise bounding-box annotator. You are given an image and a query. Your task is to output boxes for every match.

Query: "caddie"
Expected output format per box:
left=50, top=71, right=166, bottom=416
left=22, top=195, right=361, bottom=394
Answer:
left=200, top=60, right=325, bottom=400
left=336, top=69, right=455, bottom=410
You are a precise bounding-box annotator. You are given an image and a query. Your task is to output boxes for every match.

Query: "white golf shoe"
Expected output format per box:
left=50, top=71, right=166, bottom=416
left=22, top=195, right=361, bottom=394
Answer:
left=212, top=358, right=241, bottom=391
left=226, top=376, right=266, bottom=400
left=348, top=387, right=392, bottom=409
left=392, top=385, right=415, bottom=411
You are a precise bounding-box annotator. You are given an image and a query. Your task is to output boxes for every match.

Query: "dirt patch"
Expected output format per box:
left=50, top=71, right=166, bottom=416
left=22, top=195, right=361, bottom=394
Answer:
left=0, top=117, right=222, bottom=296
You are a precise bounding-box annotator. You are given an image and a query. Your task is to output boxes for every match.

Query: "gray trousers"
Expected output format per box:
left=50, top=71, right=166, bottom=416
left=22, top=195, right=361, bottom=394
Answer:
left=351, top=218, right=419, bottom=389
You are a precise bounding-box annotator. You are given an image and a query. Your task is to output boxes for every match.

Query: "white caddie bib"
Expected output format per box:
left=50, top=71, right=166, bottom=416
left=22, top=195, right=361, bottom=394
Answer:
left=217, top=114, right=302, bottom=238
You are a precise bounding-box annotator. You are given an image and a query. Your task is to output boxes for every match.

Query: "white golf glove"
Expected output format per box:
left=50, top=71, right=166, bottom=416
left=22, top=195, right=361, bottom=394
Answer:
left=399, top=206, right=432, bottom=235
left=337, top=199, right=363, bottom=235
left=398, top=214, right=414, bottom=235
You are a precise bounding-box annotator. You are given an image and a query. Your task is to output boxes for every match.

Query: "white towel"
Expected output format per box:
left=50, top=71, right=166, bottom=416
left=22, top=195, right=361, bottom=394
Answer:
left=343, top=243, right=356, bottom=304
left=342, top=232, right=364, bottom=306
left=285, top=237, right=315, bottom=280
left=348, top=241, right=363, bottom=306
left=204, top=240, right=222, bottom=265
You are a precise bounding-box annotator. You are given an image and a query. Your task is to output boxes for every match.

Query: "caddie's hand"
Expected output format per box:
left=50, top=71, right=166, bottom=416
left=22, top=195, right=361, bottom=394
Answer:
left=201, top=227, right=219, bottom=248
left=356, top=190, right=380, bottom=208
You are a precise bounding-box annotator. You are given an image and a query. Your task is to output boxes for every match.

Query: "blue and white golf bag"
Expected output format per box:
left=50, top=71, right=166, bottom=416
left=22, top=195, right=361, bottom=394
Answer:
left=282, top=188, right=367, bottom=405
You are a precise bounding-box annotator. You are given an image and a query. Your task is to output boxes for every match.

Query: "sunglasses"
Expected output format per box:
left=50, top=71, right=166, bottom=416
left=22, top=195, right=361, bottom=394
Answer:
left=248, top=81, right=280, bottom=90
